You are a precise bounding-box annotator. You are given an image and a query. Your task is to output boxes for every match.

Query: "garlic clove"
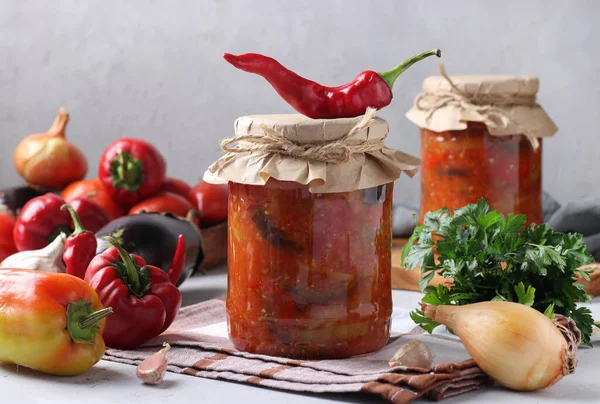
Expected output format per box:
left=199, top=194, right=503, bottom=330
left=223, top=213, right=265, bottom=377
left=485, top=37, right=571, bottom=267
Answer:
left=0, top=233, right=66, bottom=272
left=136, top=343, right=171, bottom=385
left=389, top=339, right=434, bottom=368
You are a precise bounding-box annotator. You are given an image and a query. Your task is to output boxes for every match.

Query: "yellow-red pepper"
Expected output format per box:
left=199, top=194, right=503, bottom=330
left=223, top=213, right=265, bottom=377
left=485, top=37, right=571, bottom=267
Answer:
left=0, top=268, right=112, bottom=376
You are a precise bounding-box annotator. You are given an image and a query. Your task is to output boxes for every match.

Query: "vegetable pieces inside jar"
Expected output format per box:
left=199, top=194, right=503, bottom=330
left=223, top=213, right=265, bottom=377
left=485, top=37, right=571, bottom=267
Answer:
left=402, top=199, right=596, bottom=344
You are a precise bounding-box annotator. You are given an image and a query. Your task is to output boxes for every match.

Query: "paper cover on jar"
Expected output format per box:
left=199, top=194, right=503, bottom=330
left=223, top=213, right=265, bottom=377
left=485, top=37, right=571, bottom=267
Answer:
left=203, top=109, right=421, bottom=193
left=405, top=73, right=558, bottom=140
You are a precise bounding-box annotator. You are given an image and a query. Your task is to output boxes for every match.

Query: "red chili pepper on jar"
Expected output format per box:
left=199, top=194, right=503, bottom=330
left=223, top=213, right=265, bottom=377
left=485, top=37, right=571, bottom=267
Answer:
left=98, top=138, right=167, bottom=207
left=13, top=193, right=73, bottom=251
left=84, top=236, right=186, bottom=349
left=223, top=49, right=441, bottom=119
left=61, top=204, right=98, bottom=279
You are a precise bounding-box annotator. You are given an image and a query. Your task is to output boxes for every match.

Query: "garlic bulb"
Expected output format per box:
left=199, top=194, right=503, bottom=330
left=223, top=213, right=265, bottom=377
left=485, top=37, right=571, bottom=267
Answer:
left=422, top=301, right=575, bottom=391
left=0, top=233, right=66, bottom=272
left=389, top=340, right=434, bottom=368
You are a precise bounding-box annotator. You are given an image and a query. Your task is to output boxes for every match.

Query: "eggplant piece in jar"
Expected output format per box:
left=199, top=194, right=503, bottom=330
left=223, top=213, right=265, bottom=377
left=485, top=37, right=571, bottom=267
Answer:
left=95, top=212, right=204, bottom=286
left=273, top=318, right=371, bottom=346
left=249, top=206, right=302, bottom=251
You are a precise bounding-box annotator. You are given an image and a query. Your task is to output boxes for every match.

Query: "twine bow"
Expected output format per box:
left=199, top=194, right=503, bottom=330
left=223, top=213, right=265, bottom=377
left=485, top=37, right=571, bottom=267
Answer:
left=414, top=63, right=540, bottom=150
left=220, top=107, right=384, bottom=163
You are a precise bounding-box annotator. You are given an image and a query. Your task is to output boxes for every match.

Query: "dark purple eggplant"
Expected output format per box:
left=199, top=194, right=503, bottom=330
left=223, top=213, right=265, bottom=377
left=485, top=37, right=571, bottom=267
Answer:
left=0, top=186, right=48, bottom=216
left=95, top=212, right=205, bottom=286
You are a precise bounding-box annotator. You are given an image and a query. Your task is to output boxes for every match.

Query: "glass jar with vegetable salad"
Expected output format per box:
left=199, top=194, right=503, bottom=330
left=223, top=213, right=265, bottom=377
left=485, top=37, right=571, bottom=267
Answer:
left=406, top=74, right=558, bottom=225
left=204, top=112, right=420, bottom=359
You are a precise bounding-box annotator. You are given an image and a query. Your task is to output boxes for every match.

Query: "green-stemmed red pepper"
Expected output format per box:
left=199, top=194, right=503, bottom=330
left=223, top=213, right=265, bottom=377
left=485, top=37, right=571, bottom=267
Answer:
left=61, top=204, right=98, bottom=279
left=223, top=49, right=441, bottom=119
left=98, top=138, right=166, bottom=206
left=0, top=268, right=113, bottom=375
left=13, top=193, right=73, bottom=251
left=84, top=236, right=185, bottom=349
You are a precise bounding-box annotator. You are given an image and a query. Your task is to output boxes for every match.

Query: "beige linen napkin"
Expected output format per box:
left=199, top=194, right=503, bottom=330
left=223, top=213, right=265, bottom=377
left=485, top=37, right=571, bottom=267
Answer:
left=103, top=299, right=493, bottom=403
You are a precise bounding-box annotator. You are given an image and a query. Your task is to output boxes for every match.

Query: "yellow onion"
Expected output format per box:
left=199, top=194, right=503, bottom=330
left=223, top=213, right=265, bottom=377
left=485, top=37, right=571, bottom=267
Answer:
left=14, top=108, right=87, bottom=189
left=422, top=301, right=576, bottom=391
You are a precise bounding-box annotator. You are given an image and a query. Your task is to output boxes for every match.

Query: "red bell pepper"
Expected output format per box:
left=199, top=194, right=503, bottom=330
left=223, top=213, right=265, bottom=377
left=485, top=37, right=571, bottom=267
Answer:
left=61, top=204, right=98, bottom=279
left=13, top=193, right=73, bottom=251
left=98, top=138, right=166, bottom=207
left=68, top=197, right=110, bottom=233
left=84, top=236, right=186, bottom=349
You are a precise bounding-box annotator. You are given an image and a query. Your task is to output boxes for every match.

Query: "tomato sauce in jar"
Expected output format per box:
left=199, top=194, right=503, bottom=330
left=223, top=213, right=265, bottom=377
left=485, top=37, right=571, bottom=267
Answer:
left=205, top=112, right=420, bottom=359
left=227, top=179, right=393, bottom=359
left=419, top=122, right=542, bottom=224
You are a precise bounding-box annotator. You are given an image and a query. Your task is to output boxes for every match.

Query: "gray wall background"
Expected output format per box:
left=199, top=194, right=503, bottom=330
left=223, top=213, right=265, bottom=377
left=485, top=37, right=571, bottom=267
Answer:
left=0, top=0, right=598, bottom=207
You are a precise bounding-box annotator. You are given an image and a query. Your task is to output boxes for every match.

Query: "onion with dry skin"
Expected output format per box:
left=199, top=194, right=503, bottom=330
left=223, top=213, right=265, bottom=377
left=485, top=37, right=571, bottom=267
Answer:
left=14, top=108, right=87, bottom=189
left=422, top=301, right=576, bottom=392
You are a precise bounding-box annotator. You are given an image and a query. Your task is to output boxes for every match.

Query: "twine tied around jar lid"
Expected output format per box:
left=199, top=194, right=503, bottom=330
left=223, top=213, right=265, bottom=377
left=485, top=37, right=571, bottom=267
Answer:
left=414, top=63, right=541, bottom=150
left=220, top=107, right=384, bottom=163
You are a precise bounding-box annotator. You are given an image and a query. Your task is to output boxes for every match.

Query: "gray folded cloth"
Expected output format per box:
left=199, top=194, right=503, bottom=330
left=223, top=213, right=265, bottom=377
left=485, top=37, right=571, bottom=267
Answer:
left=393, top=193, right=600, bottom=261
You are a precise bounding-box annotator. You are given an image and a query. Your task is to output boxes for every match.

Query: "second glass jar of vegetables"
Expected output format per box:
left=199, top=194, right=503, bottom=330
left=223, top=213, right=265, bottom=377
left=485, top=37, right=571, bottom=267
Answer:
left=406, top=75, right=558, bottom=224
left=204, top=113, right=421, bottom=359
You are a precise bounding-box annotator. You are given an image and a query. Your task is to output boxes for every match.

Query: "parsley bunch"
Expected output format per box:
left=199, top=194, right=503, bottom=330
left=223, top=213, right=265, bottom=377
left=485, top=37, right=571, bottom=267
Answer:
left=402, top=199, right=596, bottom=345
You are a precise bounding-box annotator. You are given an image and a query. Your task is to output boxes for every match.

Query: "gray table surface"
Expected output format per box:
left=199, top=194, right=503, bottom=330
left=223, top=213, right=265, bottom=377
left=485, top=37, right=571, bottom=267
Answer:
left=2, top=266, right=598, bottom=404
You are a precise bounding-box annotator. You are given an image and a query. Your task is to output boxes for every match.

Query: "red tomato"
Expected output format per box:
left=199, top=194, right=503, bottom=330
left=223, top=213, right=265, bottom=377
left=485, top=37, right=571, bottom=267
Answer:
left=0, top=212, right=17, bottom=261
left=129, top=192, right=195, bottom=218
left=190, top=181, right=228, bottom=227
left=162, top=177, right=197, bottom=205
left=62, top=179, right=125, bottom=220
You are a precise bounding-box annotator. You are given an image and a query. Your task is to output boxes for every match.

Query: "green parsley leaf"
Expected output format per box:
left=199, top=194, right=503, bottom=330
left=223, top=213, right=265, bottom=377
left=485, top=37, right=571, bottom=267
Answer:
left=543, top=303, right=556, bottom=319
left=410, top=309, right=440, bottom=333
left=514, top=282, right=535, bottom=307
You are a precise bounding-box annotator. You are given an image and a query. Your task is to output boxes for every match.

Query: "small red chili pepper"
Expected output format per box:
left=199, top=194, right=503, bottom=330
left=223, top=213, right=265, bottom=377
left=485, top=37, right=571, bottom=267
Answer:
left=13, top=193, right=73, bottom=251
left=61, top=204, right=98, bottom=279
left=84, top=235, right=186, bottom=349
left=223, top=49, right=441, bottom=119
left=98, top=138, right=167, bottom=207
left=68, top=197, right=110, bottom=233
